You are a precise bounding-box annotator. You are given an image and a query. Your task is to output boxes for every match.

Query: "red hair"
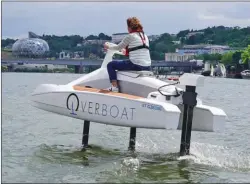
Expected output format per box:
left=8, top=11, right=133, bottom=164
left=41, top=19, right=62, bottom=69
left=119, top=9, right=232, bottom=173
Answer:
left=127, top=17, right=143, bottom=32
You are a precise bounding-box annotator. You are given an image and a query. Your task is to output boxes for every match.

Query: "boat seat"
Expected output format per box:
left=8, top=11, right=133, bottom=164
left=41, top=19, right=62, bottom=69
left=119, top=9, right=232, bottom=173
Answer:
left=117, top=70, right=154, bottom=78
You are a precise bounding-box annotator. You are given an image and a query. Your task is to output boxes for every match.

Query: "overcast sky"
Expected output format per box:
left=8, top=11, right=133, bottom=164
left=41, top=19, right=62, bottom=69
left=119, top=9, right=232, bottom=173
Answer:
left=2, top=2, right=250, bottom=39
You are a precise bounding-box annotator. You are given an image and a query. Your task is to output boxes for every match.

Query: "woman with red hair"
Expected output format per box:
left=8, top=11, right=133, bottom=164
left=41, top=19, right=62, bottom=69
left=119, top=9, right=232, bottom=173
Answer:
left=104, top=17, right=151, bottom=92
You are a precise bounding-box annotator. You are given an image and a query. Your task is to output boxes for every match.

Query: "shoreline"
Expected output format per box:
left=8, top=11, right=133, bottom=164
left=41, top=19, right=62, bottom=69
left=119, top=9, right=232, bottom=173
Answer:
left=2, top=70, right=246, bottom=80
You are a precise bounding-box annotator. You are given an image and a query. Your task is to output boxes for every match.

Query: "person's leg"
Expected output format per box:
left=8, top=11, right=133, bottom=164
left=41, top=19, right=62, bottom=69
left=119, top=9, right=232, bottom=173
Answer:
left=107, top=60, right=136, bottom=90
left=131, top=63, right=151, bottom=71
left=107, top=61, right=119, bottom=87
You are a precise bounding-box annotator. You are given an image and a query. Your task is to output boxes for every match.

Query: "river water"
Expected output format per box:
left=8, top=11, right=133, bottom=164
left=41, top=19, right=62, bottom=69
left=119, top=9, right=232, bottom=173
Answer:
left=2, top=73, right=250, bottom=183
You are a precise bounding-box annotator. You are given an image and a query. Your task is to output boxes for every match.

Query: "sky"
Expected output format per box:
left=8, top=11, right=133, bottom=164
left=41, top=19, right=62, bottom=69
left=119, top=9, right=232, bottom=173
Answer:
left=2, top=2, right=250, bottom=39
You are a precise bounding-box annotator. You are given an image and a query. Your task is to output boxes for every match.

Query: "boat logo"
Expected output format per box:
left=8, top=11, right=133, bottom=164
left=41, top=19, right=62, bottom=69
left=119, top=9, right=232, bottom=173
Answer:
left=66, top=93, right=79, bottom=115
left=142, top=103, right=162, bottom=111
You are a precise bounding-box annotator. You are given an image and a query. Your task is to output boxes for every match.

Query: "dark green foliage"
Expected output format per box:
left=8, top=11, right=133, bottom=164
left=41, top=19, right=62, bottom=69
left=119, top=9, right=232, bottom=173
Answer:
left=194, top=53, right=223, bottom=62
left=1, top=38, right=17, bottom=48
left=176, top=26, right=250, bottom=47
left=2, top=26, right=250, bottom=61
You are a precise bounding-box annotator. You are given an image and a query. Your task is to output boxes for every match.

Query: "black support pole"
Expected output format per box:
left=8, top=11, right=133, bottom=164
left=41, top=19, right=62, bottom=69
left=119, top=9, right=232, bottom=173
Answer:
left=128, top=127, right=136, bottom=151
left=79, top=61, right=83, bottom=74
left=74, top=65, right=80, bottom=73
left=82, top=120, right=90, bottom=149
left=180, top=85, right=197, bottom=156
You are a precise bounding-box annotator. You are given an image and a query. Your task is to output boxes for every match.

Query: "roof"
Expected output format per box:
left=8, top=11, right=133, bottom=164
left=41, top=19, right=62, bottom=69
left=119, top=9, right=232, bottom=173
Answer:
left=112, top=33, right=128, bottom=36
left=182, top=44, right=230, bottom=49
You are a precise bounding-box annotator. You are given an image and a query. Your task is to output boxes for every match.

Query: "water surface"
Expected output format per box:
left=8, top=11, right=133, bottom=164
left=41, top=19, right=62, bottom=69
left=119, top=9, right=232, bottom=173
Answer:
left=2, top=73, right=250, bottom=183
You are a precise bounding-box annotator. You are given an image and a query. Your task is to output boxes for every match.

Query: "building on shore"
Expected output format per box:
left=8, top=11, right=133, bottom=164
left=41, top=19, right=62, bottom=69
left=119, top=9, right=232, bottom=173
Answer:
left=165, top=53, right=195, bottom=62
left=148, top=35, right=160, bottom=42
left=59, top=51, right=71, bottom=59
left=82, top=39, right=109, bottom=45
left=186, top=32, right=204, bottom=38
left=59, top=50, right=85, bottom=59
left=172, top=40, right=181, bottom=45
left=165, top=44, right=235, bottom=62
left=11, top=31, right=50, bottom=58
left=13, top=63, right=68, bottom=70
left=176, top=44, right=234, bottom=55
left=28, top=31, right=41, bottom=39
left=111, top=33, right=128, bottom=43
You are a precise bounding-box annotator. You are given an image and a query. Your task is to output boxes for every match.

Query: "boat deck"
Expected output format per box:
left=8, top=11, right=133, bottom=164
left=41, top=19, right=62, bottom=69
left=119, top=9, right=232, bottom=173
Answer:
left=73, top=86, right=144, bottom=100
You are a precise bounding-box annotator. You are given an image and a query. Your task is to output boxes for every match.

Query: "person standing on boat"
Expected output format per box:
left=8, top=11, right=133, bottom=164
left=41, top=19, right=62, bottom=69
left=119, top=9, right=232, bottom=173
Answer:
left=104, top=17, right=151, bottom=92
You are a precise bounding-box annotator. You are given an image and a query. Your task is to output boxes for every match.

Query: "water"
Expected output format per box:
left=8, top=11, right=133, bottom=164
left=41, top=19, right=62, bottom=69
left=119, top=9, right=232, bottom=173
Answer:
left=2, top=73, right=250, bottom=183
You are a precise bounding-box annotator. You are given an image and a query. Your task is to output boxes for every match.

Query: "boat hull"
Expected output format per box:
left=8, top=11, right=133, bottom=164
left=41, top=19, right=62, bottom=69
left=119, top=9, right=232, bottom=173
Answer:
left=31, top=84, right=181, bottom=130
left=242, top=75, right=250, bottom=80
left=177, top=104, right=226, bottom=132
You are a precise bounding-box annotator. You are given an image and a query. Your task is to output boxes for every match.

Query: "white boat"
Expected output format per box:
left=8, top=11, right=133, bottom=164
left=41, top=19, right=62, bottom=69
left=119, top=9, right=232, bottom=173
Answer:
left=241, top=70, right=250, bottom=80
left=30, top=42, right=227, bottom=132
left=210, top=65, right=214, bottom=77
left=219, top=63, right=227, bottom=78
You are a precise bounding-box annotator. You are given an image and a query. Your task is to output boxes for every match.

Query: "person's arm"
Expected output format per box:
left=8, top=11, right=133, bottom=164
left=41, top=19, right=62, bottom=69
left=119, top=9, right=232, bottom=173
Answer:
left=109, top=34, right=132, bottom=51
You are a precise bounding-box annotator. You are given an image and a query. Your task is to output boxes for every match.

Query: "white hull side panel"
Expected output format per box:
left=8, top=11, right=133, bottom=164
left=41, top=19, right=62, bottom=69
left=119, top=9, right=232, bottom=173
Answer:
left=31, top=88, right=181, bottom=130
left=177, top=104, right=226, bottom=132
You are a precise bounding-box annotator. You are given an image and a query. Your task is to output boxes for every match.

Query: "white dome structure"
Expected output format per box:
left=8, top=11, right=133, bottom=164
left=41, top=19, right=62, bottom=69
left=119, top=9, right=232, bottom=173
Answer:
left=12, top=38, right=50, bottom=57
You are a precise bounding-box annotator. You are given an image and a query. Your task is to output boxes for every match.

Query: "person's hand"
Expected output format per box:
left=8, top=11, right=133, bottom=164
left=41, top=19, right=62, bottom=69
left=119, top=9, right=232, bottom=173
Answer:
left=121, top=48, right=126, bottom=55
left=103, top=43, right=109, bottom=51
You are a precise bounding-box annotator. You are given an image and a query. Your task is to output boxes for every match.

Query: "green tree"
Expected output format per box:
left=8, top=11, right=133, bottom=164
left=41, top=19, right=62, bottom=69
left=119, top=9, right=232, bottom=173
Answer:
left=150, top=51, right=164, bottom=60
left=210, top=53, right=222, bottom=61
left=203, top=53, right=211, bottom=61
left=154, top=42, right=168, bottom=53
left=194, top=54, right=204, bottom=60
left=1, top=38, right=16, bottom=48
left=232, top=51, right=243, bottom=64
left=2, top=26, right=250, bottom=60
left=176, top=29, right=190, bottom=38
left=221, top=52, right=233, bottom=64
left=86, top=35, right=99, bottom=40
left=241, top=45, right=250, bottom=64
left=98, top=33, right=112, bottom=40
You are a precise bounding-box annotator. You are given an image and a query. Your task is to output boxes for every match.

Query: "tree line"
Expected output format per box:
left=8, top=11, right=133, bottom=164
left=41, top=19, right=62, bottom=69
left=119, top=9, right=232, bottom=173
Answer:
left=2, top=26, right=250, bottom=65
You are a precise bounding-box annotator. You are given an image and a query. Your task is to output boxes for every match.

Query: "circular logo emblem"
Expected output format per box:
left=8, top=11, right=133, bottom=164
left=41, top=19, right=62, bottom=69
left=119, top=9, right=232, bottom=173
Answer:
left=66, top=93, right=79, bottom=113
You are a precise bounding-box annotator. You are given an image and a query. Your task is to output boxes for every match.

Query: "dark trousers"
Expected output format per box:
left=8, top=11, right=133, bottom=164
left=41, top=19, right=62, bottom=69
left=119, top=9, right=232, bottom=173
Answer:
left=107, top=60, right=151, bottom=81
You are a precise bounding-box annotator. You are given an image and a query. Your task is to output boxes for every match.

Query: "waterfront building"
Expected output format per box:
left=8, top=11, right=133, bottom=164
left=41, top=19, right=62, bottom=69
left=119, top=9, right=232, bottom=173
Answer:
left=111, top=33, right=128, bottom=43
left=165, top=53, right=195, bottom=62
left=176, top=44, right=234, bottom=55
